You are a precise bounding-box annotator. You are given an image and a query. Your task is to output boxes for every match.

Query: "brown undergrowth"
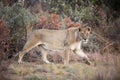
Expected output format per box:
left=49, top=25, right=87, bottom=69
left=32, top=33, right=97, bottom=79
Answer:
left=0, top=53, right=120, bottom=80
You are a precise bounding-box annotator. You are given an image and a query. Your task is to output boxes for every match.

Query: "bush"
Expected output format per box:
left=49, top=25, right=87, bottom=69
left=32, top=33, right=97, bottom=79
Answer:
left=0, top=19, right=10, bottom=61
left=0, top=3, right=38, bottom=54
left=49, top=0, right=96, bottom=22
left=36, top=13, right=61, bottom=29
left=36, top=13, right=83, bottom=30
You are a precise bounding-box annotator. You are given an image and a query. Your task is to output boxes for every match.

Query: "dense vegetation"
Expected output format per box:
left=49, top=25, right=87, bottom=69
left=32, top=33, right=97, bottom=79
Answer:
left=0, top=0, right=119, bottom=59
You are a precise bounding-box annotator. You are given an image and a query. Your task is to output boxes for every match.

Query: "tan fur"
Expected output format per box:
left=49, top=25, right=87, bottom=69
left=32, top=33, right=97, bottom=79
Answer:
left=17, top=27, right=91, bottom=65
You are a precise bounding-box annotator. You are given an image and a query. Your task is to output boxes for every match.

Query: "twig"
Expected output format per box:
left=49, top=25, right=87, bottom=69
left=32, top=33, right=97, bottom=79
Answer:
left=102, top=42, right=114, bottom=52
left=92, top=31, right=108, bottom=43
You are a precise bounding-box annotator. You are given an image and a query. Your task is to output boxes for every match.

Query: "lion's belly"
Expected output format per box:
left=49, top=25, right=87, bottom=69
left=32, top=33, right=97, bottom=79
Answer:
left=42, top=42, right=65, bottom=51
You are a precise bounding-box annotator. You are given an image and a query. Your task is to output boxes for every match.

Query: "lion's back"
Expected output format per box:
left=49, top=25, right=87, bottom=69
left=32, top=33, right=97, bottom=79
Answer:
left=28, top=29, right=67, bottom=50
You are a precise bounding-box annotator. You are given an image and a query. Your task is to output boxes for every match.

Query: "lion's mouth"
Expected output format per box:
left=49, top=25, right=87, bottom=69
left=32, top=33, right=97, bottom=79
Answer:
left=82, top=39, right=88, bottom=44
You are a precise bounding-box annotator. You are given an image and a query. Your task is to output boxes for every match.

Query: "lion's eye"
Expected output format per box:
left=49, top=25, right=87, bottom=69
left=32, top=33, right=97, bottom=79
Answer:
left=81, top=34, right=86, bottom=40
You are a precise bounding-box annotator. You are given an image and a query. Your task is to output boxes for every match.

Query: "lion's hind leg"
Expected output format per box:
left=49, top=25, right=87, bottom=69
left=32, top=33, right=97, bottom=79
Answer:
left=18, top=39, right=41, bottom=63
left=39, top=46, right=53, bottom=64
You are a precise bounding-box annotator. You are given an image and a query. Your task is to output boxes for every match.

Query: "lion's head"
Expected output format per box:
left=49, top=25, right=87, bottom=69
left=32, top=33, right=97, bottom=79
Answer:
left=79, top=27, right=91, bottom=43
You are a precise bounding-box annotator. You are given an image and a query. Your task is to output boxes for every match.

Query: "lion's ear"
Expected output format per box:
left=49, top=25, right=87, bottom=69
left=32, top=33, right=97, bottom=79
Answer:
left=78, top=27, right=82, bottom=31
left=86, top=27, right=91, bottom=32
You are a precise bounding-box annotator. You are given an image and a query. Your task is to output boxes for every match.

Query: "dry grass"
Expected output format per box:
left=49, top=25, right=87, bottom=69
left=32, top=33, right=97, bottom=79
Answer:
left=1, top=53, right=120, bottom=80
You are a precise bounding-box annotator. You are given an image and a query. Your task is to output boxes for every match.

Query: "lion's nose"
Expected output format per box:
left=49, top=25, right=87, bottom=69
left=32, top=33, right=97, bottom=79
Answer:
left=82, top=39, right=88, bottom=43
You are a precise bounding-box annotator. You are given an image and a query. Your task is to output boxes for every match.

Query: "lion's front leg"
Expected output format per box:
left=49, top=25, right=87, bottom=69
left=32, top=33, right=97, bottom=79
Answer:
left=75, top=49, right=91, bottom=65
left=64, top=48, right=71, bottom=65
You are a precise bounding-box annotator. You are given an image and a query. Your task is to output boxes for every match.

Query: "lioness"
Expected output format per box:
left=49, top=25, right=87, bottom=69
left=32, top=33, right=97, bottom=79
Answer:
left=17, top=27, right=91, bottom=65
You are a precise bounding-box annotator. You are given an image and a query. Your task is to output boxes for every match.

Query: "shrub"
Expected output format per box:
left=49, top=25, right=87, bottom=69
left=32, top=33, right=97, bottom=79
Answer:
left=36, top=13, right=83, bottom=30
left=0, top=19, right=10, bottom=61
left=0, top=3, right=38, bottom=54
left=48, top=0, right=96, bottom=22
left=36, top=13, right=61, bottom=29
